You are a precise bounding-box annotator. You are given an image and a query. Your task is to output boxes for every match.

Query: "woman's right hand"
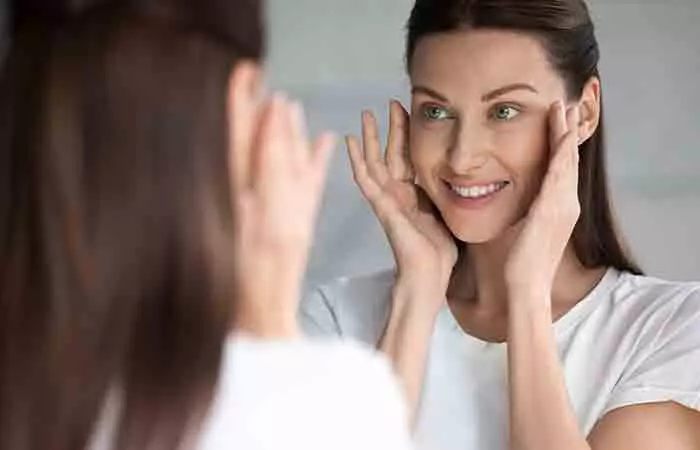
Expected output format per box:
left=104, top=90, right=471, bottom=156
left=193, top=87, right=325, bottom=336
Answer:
left=347, top=101, right=458, bottom=309
left=348, top=101, right=457, bottom=421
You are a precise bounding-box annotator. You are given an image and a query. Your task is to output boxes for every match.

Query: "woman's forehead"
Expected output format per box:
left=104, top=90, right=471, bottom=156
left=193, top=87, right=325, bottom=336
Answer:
left=409, top=29, right=563, bottom=98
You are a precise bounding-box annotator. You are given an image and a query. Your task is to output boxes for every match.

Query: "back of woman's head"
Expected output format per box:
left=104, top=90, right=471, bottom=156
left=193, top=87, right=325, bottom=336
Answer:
left=406, top=0, right=642, bottom=275
left=0, top=1, right=264, bottom=448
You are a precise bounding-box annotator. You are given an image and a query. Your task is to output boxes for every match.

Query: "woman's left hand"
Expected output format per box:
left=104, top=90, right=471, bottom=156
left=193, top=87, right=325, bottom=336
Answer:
left=229, top=86, right=335, bottom=338
left=505, top=101, right=581, bottom=301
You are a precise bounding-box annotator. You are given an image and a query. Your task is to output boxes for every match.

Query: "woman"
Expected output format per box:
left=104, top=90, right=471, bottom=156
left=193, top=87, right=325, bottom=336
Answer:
left=0, top=0, right=412, bottom=449
left=300, top=1, right=700, bottom=449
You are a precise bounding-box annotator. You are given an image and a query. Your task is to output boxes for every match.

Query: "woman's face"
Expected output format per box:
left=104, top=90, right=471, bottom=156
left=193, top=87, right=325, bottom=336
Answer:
left=409, top=29, right=570, bottom=243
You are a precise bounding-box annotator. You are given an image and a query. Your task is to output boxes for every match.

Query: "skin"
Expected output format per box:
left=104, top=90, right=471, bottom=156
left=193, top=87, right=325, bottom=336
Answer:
left=227, top=61, right=335, bottom=338
left=346, top=29, right=700, bottom=450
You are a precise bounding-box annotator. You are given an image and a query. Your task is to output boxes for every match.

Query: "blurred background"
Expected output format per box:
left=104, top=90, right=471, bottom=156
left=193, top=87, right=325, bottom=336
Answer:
left=2, top=0, right=698, bottom=285
left=265, top=0, right=700, bottom=286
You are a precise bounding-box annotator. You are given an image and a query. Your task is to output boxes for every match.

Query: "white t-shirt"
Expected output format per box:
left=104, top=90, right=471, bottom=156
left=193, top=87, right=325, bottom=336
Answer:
left=300, top=268, right=700, bottom=450
left=91, top=337, right=413, bottom=450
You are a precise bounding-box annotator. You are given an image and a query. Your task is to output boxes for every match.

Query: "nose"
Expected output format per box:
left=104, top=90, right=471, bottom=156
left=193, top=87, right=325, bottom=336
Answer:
left=447, top=118, right=489, bottom=173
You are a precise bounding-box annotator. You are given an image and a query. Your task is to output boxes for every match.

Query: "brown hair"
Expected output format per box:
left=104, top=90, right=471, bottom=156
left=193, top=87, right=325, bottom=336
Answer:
left=0, top=1, right=264, bottom=449
left=406, top=0, right=642, bottom=275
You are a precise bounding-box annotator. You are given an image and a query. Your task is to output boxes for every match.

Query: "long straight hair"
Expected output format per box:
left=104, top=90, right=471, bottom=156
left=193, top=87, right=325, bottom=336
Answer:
left=0, top=1, right=264, bottom=449
left=406, top=0, right=642, bottom=275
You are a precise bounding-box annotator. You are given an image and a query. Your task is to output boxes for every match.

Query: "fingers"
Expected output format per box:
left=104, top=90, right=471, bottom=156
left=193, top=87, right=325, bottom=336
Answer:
left=386, top=100, right=414, bottom=182
left=555, top=105, right=580, bottom=175
left=547, top=102, right=581, bottom=168
left=239, top=92, right=334, bottom=205
left=287, top=101, right=336, bottom=189
left=350, top=103, right=412, bottom=197
left=566, top=106, right=581, bottom=164
left=288, top=100, right=308, bottom=172
left=548, top=100, right=568, bottom=157
left=529, top=103, right=581, bottom=216
left=254, top=94, right=287, bottom=194
left=565, top=106, right=581, bottom=189
left=362, top=110, right=390, bottom=185
left=347, top=135, right=383, bottom=202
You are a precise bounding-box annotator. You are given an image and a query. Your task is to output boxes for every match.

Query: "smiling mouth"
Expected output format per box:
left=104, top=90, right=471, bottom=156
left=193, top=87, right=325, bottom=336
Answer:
left=446, top=181, right=510, bottom=199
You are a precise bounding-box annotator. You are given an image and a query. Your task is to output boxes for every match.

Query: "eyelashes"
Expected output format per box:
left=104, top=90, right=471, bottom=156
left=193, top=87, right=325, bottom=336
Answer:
left=418, top=102, right=524, bottom=124
left=489, top=104, right=521, bottom=121
left=421, top=104, right=452, bottom=121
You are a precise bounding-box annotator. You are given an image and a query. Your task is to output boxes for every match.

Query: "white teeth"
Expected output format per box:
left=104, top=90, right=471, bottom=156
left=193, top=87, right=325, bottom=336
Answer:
left=450, top=182, right=506, bottom=199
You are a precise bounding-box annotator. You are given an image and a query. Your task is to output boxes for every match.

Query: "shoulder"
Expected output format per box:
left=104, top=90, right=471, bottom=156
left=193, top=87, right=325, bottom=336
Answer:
left=609, top=271, right=700, bottom=329
left=299, top=269, right=396, bottom=345
left=600, top=272, right=700, bottom=415
left=200, top=336, right=412, bottom=450
left=222, top=336, right=398, bottom=387
left=599, top=271, right=700, bottom=354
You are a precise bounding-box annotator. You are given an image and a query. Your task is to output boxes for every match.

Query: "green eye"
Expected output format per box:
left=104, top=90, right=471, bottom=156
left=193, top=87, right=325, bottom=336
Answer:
left=492, top=105, right=520, bottom=121
left=423, top=105, right=450, bottom=121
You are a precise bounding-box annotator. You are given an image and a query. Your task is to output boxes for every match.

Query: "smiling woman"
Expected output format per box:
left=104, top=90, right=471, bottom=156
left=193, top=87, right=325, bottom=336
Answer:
left=299, top=1, right=700, bottom=450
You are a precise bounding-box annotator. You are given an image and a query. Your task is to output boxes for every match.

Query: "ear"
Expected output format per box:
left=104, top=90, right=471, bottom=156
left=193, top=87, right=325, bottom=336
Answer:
left=576, top=77, right=601, bottom=146
left=227, top=60, right=264, bottom=191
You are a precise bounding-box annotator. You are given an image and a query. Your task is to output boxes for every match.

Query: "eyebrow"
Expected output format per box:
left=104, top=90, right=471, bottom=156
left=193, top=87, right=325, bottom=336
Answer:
left=481, top=83, right=539, bottom=101
left=411, top=83, right=539, bottom=103
left=411, top=86, right=449, bottom=103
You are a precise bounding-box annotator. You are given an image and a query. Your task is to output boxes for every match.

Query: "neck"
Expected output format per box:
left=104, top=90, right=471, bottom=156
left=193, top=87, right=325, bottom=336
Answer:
left=448, top=231, right=606, bottom=319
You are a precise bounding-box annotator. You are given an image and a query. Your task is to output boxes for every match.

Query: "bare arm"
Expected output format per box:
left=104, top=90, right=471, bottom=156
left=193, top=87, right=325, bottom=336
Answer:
left=505, top=102, right=700, bottom=450
left=346, top=102, right=457, bottom=424
left=507, top=293, right=589, bottom=450
left=589, top=402, right=700, bottom=450
left=508, top=293, right=700, bottom=450
left=379, top=282, right=442, bottom=424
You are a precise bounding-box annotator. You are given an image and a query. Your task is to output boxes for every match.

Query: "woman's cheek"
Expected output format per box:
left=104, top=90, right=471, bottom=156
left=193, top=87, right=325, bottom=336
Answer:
left=409, top=131, right=446, bottom=174
left=492, top=122, right=548, bottom=174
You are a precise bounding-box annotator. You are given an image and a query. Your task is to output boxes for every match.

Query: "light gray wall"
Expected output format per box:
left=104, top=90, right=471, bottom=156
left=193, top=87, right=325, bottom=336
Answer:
left=266, top=0, right=700, bottom=285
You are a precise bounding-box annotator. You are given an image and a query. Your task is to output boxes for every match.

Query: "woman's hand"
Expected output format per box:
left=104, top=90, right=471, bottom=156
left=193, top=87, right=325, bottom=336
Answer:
left=347, top=100, right=457, bottom=422
left=347, top=101, right=457, bottom=310
left=505, top=102, right=591, bottom=450
left=505, top=101, right=582, bottom=303
left=230, top=88, right=335, bottom=338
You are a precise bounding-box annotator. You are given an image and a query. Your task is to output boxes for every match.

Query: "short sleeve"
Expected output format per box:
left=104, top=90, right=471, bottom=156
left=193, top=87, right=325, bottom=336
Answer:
left=299, top=271, right=395, bottom=346
left=605, top=285, right=700, bottom=414
left=299, top=286, right=343, bottom=338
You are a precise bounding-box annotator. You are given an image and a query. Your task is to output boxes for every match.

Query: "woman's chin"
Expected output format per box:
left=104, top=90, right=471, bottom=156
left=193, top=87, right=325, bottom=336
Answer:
left=445, top=219, right=508, bottom=244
